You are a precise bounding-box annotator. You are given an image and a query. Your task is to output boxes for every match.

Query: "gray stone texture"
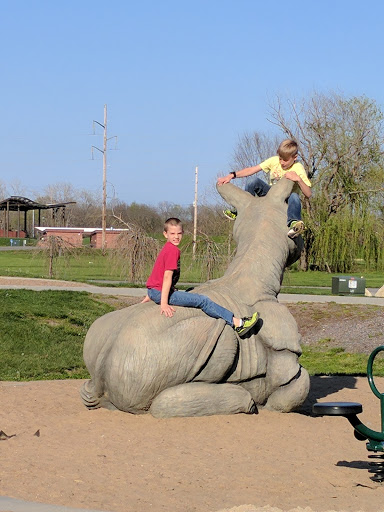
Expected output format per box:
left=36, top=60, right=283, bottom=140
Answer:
left=81, top=178, right=310, bottom=417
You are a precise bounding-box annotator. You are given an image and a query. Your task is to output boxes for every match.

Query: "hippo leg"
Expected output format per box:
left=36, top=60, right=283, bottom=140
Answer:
left=263, top=366, right=310, bottom=412
left=149, top=381, right=256, bottom=418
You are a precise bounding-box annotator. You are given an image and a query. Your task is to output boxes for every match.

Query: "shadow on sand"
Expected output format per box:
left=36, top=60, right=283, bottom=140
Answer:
left=297, top=375, right=358, bottom=416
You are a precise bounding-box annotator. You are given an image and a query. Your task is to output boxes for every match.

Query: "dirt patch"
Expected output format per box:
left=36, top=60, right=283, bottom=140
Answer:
left=1, top=377, right=383, bottom=512
left=288, top=302, right=384, bottom=355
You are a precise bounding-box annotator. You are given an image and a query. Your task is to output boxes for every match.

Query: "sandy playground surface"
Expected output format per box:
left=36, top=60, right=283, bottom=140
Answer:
left=1, top=376, right=384, bottom=512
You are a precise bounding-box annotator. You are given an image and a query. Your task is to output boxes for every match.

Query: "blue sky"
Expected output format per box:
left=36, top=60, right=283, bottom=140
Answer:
left=2, top=0, right=384, bottom=206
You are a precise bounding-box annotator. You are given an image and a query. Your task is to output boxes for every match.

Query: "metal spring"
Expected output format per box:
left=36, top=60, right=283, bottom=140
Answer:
left=368, top=453, right=384, bottom=482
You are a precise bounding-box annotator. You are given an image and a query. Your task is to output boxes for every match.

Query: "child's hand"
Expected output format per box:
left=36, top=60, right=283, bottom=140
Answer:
left=284, top=171, right=299, bottom=182
left=160, top=304, right=176, bottom=317
left=141, top=295, right=150, bottom=303
left=217, top=175, right=232, bottom=186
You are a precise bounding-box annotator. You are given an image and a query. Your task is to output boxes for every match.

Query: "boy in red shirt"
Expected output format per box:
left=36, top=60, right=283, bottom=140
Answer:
left=143, top=217, right=259, bottom=338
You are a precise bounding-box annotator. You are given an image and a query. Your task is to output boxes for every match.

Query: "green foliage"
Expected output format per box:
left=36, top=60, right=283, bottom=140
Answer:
left=0, top=290, right=114, bottom=380
left=267, top=91, right=384, bottom=272
left=307, top=207, right=384, bottom=272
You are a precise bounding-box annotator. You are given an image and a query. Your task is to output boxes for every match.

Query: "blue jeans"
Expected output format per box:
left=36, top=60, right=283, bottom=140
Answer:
left=147, top=288, right=234, bottom=326
left=245, top=176, right=302, bottom=225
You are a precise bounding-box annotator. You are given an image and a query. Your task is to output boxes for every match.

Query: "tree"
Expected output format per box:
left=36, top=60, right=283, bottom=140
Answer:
left=233, top=92, right=384, bottom=271
left=230, top=131, right=281, bottom=170
left=112, top=201, right=163, bottom=233
left=270, top=92, right=384, bottom=271
left=109, top=212, right=160, bottom=285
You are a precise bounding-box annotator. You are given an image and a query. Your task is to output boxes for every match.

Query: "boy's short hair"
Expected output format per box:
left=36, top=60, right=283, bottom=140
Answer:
left=277, top=139, right=298, bottom=160
left=164, top=217, right=183, bottom=232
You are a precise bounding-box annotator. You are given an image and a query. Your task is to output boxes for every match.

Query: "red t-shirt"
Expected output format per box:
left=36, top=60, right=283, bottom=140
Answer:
left=146, top=241, right=181, bottom=291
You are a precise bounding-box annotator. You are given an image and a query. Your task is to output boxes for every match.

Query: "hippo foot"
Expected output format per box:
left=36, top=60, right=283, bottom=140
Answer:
left=263, top=366, right=310, bottom=412
left=149, top=381, right=256, bottom=418
left=80, top=380, right=117, bottom=411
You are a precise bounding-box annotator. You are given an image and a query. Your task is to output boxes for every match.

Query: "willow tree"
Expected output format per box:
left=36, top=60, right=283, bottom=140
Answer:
left=269, top=92, right=384, bottom=271
left=231, top=92, right=384, bottom=271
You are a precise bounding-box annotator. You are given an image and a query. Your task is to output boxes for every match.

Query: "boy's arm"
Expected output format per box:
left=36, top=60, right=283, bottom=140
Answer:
left=217, top=164, right=263, bottom=185
left=160, top=270, right=176, bottom=317
left=284, top=171, right=312, bottom=198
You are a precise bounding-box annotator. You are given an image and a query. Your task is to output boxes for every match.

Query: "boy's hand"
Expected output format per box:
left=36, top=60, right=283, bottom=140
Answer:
left=284, top=171, right=299, bottom=182
left=160, top=304, right=176, bottom=317
left=217, top=174, right=232, bottom=186
left=141, top=295, right=151, bottom=303
left=284, top=170, right=312, bottom=198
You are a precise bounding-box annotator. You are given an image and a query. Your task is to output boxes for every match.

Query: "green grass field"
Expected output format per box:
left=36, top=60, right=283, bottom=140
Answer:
left=0, top=244, right=383, bottom=381
left=0, top=248, right=383, bottom=290
left=0, top=289, right=383, bottom=381
left=0, top=289, right=113, bottom=380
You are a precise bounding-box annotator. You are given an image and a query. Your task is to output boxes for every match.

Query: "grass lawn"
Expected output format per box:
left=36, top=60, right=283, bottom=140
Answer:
left=0, top=289, right=114, bottom=380
left=0, top=289, right=383, bottom=381
left=0, top=248, right=383, bottom=291
left=301, top=347, right=384, bottom=376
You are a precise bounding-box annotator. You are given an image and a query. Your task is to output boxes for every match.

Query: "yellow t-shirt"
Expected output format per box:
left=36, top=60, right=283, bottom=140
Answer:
left=260, top=156, right=311, bottom=194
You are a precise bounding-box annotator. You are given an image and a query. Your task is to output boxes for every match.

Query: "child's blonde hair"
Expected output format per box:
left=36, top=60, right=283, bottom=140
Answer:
left=277, top=139, right=298, bottom=160
left=164, top=217, right=183, bottom=232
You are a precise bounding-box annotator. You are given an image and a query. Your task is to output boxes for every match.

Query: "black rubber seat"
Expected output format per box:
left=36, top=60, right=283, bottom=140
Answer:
left=313, top=402, right=363, bottom=416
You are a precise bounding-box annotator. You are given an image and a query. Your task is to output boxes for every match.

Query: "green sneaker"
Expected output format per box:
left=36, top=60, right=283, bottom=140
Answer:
left=223, top=209, right=237, bottom=221
left=287, top=220, right=305, bottom=239
left=234, top=311, right=259, bottom=338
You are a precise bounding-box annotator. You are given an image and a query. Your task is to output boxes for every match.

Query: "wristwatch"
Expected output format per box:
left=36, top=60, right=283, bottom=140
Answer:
left=230, top=171, right=237, bottom=179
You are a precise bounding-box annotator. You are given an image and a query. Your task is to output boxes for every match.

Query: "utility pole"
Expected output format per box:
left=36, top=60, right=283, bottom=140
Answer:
left=192, top=166, right=198, bottom=259
left=92, top=105, right=117, bottom=252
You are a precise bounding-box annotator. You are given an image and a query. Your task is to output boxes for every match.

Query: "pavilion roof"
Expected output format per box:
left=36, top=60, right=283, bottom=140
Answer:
left=0, top=196, right=75, bottom=212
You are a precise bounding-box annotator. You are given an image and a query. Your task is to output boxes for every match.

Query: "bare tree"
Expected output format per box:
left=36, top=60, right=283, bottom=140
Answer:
left=230, top=131, right=281, bottom=170
left=268, top=91, right=384, bottom=271
left=37, top=235, right=80, bottom=279
left=0, top=180, right=8, bottom=201
left=269, top=92, right=384, bottom=215
left=109, top=212, right=160, bottom=285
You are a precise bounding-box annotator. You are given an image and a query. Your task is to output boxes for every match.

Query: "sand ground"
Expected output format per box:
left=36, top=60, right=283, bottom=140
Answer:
left=1, top=376, right=383, bottom=512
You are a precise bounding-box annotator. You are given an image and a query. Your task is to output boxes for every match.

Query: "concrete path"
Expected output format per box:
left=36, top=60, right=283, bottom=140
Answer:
left=0, top=281, right=383, bottom=305
left=0, top=497, right=111, bottom=512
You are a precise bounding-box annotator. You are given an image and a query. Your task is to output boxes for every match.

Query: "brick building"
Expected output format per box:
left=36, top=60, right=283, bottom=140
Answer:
left=35, top=227, right=129, bottom=249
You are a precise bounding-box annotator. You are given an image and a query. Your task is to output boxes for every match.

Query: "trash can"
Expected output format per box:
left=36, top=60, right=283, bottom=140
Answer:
left=332, top=276, right=366, bottom=295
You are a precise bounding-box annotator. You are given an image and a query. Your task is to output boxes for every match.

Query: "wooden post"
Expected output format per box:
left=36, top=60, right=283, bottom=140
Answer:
left=192, top=166, right=198, bottom=259
left=102, top=104, right=107, bottom=253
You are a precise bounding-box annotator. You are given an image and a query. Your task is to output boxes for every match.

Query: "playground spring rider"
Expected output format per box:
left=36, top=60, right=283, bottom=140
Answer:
left=313, top=346, right=384, bottom=483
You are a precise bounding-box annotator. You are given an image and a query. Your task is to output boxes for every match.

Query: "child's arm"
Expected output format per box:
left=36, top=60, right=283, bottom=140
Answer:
left=217, top=164, right=262, bottom=185
left=141, top=294, right=151, bottom=303
left=160, top=270, right=176, bottom=317
left=284, top=171, right=312, bottom=198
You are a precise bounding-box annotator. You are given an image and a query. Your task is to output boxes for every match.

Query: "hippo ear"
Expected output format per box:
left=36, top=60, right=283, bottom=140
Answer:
left=267, top=177, right=295, bottom=204
left=216, top=183, right=253, bottom=210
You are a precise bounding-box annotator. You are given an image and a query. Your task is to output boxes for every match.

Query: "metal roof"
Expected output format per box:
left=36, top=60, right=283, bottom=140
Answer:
left=0, top=196, right=75, bottom=212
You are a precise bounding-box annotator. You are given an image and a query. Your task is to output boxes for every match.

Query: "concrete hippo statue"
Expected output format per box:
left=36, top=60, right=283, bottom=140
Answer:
left=80, top=178, right=310, bottom=417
